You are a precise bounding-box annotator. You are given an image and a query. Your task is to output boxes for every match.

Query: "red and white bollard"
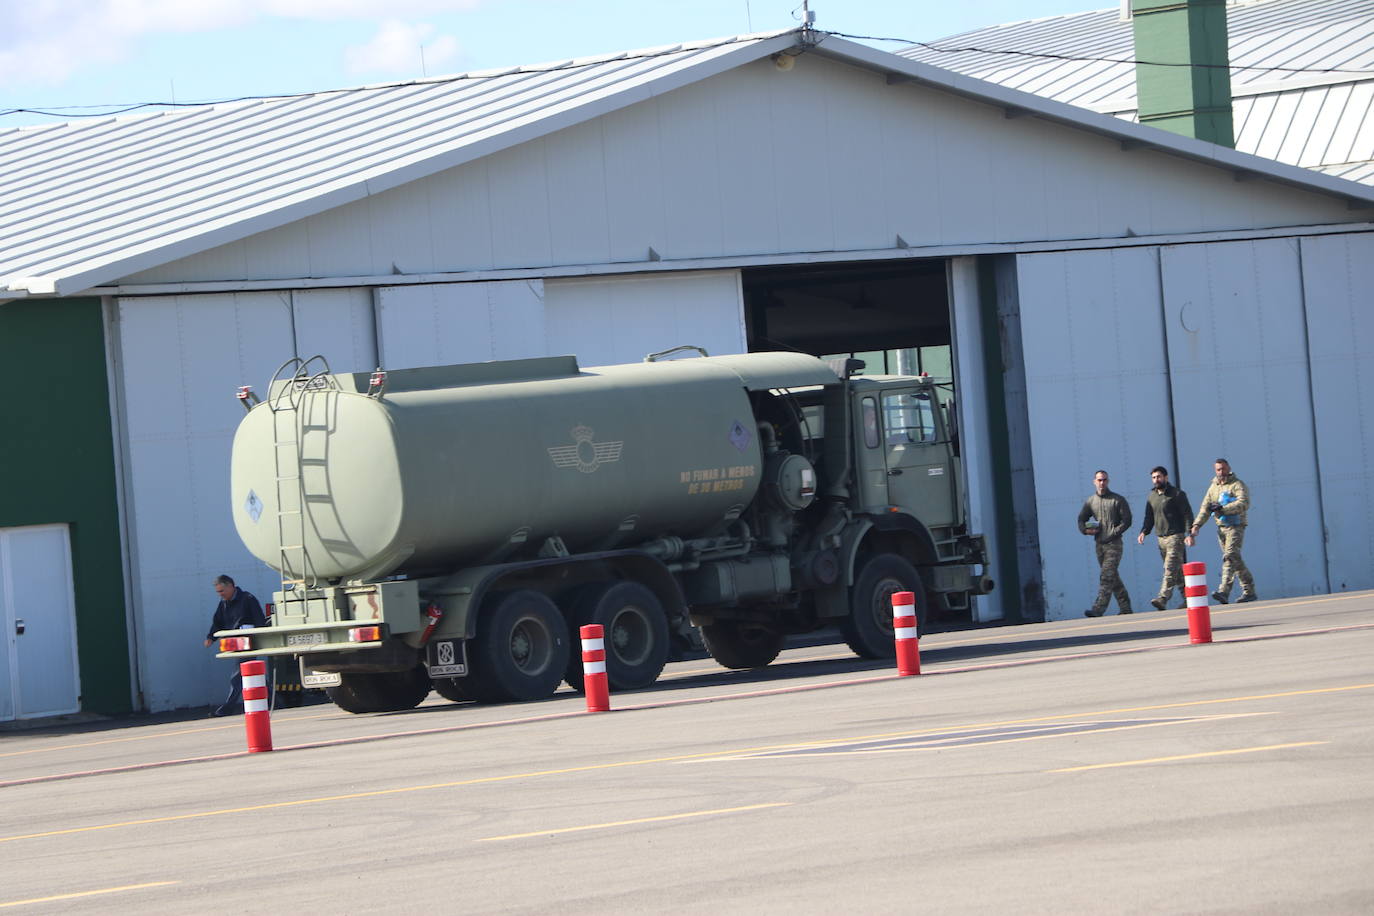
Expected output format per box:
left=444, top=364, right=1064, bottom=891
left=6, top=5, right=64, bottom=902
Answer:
left=240, top=660, right=274, bottom=753
left=892, top=591, right=921, bottom=676
left=1183, top=561, right=1213, bottom=645
left=580, top=624, right=611, bottom=712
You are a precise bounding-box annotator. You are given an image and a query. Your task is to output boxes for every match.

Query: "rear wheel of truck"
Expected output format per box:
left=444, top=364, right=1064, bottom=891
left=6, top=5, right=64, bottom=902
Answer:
left=431, top=677, right=470, bottom=703
left=842, top=553, right=925, bottom=659
left=700, top=620, right=784, bottom=669
left=325, top=666, right=431, bottom=713
left=564, top=581, right=670, bottom=692
left=465, top=590, right=570, bottom=703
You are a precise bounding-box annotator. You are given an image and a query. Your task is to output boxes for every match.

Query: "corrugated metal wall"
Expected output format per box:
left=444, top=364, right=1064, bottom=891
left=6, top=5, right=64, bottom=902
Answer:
left=1016, top=231, right=1374, bottom=618
left=120, top=55, right=1363, bottom=290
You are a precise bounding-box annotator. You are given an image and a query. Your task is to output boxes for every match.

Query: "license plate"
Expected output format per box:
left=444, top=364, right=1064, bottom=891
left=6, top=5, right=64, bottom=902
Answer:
left=427, top=639, right=467, bottom=677
left=287, top=632, right=327, bottom=647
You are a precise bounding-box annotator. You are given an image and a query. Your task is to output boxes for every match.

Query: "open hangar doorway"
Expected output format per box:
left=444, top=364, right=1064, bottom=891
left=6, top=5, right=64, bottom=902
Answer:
left=742, top=259, right=953, bottom=376
left=740, top=258, right=985, bottom=632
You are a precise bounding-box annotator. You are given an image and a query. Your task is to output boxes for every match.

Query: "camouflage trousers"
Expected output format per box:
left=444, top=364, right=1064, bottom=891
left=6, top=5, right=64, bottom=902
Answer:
left=1155, top=533, right=1187, bottom=602
left=1093, top=540, right=1131, bottom=613
left=1215, top=525, right=1256, bottom=598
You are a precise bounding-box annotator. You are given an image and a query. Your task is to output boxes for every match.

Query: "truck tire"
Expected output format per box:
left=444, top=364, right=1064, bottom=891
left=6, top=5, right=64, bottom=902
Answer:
left=431, top=677, right=470, bottom=703
left=842, top=554, right=924, bottom=659
left=564, top=581, right=670, bottom=692
left=465, top=590, right=570, bottom=703
left=325, top=666, right=431, bottom=713
left=700, top=620, right=784, bottom=669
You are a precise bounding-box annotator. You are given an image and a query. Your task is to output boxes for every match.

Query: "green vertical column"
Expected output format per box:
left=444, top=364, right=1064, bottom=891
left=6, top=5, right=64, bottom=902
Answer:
left=0, top=298, right=132, bottom=715
left=976, top=258, right=1024, bottom=623
left=1132, top=0, right=1234, bottom=147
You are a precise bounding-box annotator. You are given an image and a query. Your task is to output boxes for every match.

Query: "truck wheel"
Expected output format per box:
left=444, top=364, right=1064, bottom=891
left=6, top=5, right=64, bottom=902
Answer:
left=565, top=582, right=670, bottom=691
left=842, top=554, right=924, bottom=659
left=431, top=677, right=470, bottom=703
left=700, top=620, right=784, bottom=669
left=325, top=666, right=431, bottom=713
left=465, top=590, right=570, bottom=703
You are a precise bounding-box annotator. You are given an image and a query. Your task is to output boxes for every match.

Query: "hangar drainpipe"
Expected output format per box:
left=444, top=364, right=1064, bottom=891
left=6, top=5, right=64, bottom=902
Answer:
left=1129, top=0, right=1235, bottom=147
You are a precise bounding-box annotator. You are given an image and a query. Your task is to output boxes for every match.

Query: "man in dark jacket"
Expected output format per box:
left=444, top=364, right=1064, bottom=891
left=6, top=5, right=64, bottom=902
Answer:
left=1136, top=466, right=1191, bottom=610
left=204, top=575, right=266, bottom=716
left=1077, top=469, right=1133, bottom=617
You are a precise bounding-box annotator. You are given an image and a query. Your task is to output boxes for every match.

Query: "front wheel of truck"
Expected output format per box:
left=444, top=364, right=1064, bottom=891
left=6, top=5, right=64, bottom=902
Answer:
left=465, top=590, right=570, bottom=703
left=325, top=666, right=431, bottom=713
left=842, top=554, right=925, bottom=659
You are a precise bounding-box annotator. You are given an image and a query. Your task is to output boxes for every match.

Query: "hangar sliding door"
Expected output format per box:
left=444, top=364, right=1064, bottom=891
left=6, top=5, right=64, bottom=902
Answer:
left=376, top=271, right=745, bottom=371
left=1015, top=248, right=1176, bottom=617
left=1018, top=239, right=1331, bottom=618
left=1298, top=233, right=1374, bottom=593
left=116, top=289, right=377, bottom=711
left=1160, top=239, right=1326, bottom=599
left=376, top=280, right=546, bottom=369
left=544, top=271, right=746, bottom=365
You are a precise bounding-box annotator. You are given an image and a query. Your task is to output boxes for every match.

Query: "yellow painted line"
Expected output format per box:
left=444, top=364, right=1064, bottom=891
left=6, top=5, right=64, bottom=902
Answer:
left=3, top=682, right=1369, bottom=846
left=1047, top=741, right=1328, bottom=773
left=477, top=802, right=790, bottom=842
left=0, top=881, right=177, bottom=908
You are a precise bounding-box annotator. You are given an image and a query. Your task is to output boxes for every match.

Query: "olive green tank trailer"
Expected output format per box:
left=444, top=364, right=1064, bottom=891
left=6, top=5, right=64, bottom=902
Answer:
left=216, top=349, right=993, bottom=713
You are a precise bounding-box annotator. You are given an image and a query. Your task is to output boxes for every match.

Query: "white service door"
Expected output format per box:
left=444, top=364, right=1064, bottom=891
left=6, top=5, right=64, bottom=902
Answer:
left=0, top=524, right=81, bottom=720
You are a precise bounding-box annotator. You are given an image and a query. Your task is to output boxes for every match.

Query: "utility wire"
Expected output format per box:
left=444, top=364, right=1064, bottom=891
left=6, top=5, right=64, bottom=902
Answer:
left=5, top=27, right=1372, bottom=121
left=831, top=31, right=1374, bottom=75
left=0, top=32, right=770, bottom=121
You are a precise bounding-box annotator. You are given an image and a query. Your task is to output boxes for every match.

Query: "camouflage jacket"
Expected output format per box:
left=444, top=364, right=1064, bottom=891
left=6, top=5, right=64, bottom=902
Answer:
left=1192, top=473, right=1249, bottom=530
left=1078, top=489, right=1132, bottom=543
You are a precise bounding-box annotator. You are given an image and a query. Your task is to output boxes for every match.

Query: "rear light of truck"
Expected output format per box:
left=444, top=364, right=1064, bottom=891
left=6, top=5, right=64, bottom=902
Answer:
left=348, top=626, right=382, bottom=642
left=220, top=636, right=252, bottom=651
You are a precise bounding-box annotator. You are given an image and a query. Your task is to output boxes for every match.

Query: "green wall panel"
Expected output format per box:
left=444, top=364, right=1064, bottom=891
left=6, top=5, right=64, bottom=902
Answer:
left=0, top=297, right=132, bottom=715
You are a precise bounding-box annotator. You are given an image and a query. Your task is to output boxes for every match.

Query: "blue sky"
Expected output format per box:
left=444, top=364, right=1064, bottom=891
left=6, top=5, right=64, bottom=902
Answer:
left=0, top=1, right=1105, bottom=128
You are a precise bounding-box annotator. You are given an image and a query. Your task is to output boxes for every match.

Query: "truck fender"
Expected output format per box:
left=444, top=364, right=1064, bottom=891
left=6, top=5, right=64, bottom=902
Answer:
left=817, top=513, right=938, bottom=620
left=424, top=551, right=687, bottom=640
left=811, top=518, right=875, bottom=620
left=866, top=512, right=940, bottom=569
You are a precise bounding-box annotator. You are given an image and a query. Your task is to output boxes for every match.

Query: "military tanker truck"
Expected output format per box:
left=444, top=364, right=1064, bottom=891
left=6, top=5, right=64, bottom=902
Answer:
left=216, top=349, right=992, bottom=713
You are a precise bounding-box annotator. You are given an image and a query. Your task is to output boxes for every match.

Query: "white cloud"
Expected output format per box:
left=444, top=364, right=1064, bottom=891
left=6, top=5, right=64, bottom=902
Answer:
left=344, top=20, right=461, bottom=76
left=0, top=0, right=481, bottom=87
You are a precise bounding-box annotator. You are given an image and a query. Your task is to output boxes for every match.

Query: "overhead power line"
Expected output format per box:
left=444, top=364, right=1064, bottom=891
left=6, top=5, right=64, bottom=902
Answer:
left=0, top=33, right=763, bottom=121
left=4, top=27, right=1372, bottom=122
left=831, top=31, right=1374, bottom=76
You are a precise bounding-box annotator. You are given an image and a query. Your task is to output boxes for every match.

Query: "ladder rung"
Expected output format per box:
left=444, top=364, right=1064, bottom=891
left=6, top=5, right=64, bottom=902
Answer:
left=303, top=494, right=332, bottom=502
left=300, top=458, right=328, bottom=466
left=280, top=544, right=305, bottom=550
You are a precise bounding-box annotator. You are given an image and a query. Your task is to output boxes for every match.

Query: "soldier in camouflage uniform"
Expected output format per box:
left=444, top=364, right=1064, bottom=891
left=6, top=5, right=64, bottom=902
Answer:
left=1186, top=458, right=1258, bottom=604
left=1077, top=469, right=1133, bottom=617
left=1136, top=466, right=1191, bottom=610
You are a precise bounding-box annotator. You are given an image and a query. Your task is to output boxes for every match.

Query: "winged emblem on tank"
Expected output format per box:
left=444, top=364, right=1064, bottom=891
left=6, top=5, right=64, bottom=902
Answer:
left=548, top=425, right=624, bottom=474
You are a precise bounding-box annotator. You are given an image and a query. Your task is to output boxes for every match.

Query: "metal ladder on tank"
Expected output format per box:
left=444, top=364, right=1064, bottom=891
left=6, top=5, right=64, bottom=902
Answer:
left=267, top=355, right=337, bottom=596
